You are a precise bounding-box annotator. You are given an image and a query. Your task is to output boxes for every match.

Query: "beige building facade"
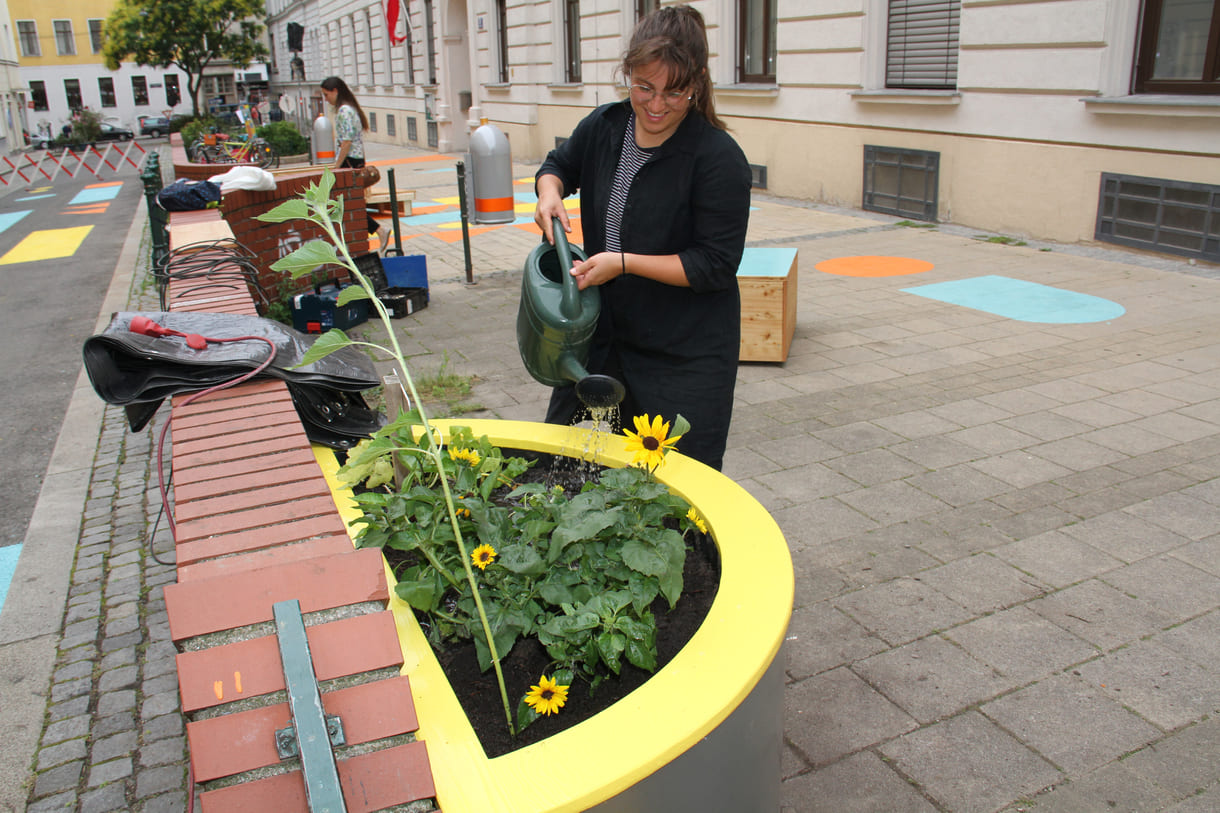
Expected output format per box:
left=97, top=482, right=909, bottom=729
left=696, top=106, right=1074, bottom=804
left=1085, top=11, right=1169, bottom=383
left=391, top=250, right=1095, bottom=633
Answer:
left=267, top=0, right=1220, bottom=260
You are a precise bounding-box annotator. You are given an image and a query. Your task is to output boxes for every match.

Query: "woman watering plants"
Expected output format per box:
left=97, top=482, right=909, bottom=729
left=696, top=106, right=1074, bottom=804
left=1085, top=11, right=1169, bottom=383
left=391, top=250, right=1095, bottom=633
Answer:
left=319, top=76, right=392, bottom=253
left=533, top=5, right=751, bottom=471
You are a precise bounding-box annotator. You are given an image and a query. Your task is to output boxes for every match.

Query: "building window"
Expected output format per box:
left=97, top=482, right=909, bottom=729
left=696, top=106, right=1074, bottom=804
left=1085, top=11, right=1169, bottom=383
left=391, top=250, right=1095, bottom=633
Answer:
left=165, top=75, right=181, bottom=107
left=563, top=0, right=581, bottom=82
left=407, top=116, right=417, bottom=141
left=495, top=0, right=509, bottom=83
left=1096, top=173, right=1220, bottom=262
left=636, top=0, right=659, bottom=21
left=739, top=0, right=776, bottom=83
left=863, top=145, right=940, bottom=221
left=1134, top=0, right=1219, bottom=94
left=30, top=80, right=48, bottom=111
left=88, top=19, right=104, bottom=53
left=17, top=20, right=38, bottom=56
left=54, top=20, right=74, bottom=56
left=424, top=0, right=438, bottom=84
left=427, top=120, right=438, bottom=147
left=388, top=113, right=397, bottom=136
left=132, top=76, right=149, bottom=105
left=370, top=111, right=377, bottom=132
left=886, top=0, right=960, bottom=89
left=64, top=79, right=83, bottom=112
left=99, top=77, right=116, bottom=107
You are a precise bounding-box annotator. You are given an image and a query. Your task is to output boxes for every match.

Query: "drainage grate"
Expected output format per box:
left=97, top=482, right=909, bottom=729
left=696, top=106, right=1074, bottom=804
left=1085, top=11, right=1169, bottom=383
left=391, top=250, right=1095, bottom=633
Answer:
left=863, top=145, right=939, bottom=221
left=1096, top=173, right=1220, bottom=262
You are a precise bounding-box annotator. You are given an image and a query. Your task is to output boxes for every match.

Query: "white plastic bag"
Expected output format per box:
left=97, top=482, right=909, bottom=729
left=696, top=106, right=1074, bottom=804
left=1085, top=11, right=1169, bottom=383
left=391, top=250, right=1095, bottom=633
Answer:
left=208, top=165, right=277, bottom=193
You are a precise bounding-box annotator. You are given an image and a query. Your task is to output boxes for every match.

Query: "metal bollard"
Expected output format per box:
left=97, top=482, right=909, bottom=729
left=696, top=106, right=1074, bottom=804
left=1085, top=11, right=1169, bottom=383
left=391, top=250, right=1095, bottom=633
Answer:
left=140, top=152, right=169, bottom=268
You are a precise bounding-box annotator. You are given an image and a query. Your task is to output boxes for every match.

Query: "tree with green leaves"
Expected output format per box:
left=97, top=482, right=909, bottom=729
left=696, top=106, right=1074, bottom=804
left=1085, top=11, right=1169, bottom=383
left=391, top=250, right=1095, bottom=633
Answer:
left=102, top=0, right=269, bottom=118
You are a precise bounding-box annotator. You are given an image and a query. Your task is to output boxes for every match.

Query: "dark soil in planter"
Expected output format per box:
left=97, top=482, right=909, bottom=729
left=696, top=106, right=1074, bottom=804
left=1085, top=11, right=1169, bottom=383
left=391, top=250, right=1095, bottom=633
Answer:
left=436, top=530, right=719, bottom=757
left=386, top=450, right=722, bottom=759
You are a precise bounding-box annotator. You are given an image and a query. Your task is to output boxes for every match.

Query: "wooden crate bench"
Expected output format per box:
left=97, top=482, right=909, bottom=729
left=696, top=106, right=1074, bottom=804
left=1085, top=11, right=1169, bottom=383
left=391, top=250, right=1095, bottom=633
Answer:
left=365, top=187, right=415, bottom=218
left=738, top=247, right=798, bottom=362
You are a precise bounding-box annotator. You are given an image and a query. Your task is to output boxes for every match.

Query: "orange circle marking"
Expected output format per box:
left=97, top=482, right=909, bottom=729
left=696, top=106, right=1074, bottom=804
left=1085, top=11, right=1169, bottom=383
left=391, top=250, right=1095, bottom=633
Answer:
left=815, top=255, right=935, bottom=277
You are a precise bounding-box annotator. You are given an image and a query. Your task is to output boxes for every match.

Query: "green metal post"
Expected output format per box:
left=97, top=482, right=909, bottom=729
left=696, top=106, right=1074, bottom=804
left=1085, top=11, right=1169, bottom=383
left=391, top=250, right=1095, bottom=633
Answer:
left=140, top=152, right=169, bottom=268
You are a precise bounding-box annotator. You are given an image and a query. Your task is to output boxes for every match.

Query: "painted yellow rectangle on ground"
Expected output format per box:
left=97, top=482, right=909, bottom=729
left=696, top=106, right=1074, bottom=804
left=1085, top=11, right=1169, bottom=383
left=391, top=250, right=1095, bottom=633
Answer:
left=0, top=225, right=93, bottom=265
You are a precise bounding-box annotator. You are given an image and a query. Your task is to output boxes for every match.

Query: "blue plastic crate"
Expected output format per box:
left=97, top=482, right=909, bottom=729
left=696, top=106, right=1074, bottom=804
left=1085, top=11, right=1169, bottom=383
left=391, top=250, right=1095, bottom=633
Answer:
left=381, top=254, right=428, bottom=291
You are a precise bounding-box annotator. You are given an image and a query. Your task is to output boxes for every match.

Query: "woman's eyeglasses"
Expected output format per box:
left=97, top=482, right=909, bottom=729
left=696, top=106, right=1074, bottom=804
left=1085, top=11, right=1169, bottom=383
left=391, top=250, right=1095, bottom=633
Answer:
left=627, top=84, right=692, bottom=106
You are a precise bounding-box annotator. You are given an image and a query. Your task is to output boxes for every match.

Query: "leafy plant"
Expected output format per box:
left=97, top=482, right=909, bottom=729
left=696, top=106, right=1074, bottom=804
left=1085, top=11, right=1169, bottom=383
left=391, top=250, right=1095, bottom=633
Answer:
left=340, top=421, right=701, bottom=733
left=256, top=121, right=309, bottom=156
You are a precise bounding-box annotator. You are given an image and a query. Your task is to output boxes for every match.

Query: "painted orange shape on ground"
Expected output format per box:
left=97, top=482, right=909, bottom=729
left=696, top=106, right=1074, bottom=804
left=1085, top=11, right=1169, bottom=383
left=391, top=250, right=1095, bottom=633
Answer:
left=815, top=255, right=935, bottom=277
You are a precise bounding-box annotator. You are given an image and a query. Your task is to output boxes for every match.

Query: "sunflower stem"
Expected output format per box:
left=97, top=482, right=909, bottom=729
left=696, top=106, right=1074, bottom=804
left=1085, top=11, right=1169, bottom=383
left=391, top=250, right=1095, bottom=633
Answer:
left=300, top=171, right=516, bottom=737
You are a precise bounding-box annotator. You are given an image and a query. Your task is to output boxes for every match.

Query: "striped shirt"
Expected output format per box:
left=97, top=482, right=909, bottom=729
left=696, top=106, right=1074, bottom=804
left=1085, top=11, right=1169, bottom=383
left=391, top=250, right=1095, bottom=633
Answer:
left=604, top=114, right=655, bottom=253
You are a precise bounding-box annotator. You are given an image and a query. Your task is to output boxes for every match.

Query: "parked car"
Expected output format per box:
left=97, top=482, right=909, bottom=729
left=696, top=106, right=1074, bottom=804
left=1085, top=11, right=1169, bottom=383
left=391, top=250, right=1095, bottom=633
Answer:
left=138, top=116, right=171, bottom=137
left=96, top=122, right=134, bottom=142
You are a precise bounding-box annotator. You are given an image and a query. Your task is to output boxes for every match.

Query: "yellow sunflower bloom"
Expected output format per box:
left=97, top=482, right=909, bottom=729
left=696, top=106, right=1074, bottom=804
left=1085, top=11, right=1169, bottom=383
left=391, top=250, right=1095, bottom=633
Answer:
left=622, top=414, right=682, bottom=469
left=686, top=507, right=708, bottom=534
left=471, top=543, right=497, bottom=570
left=524, top=674, right=570, bottom=716
left=448, top=448, right=481, bottom=466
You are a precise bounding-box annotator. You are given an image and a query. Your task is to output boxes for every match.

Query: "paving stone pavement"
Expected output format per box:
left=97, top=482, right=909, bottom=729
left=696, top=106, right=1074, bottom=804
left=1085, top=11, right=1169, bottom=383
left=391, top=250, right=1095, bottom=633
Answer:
left=8, top=140, right=1220, bottom=812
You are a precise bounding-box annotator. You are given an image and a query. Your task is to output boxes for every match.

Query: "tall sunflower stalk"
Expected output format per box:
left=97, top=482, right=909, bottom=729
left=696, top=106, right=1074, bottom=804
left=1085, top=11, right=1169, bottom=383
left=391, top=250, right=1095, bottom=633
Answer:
left=255, top=171, right=516, bottom=735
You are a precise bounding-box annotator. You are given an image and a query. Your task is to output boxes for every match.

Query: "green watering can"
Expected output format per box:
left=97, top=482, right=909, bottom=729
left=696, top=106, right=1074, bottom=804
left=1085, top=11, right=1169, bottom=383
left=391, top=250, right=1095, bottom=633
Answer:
left=516, top=219, right=625, bottom=408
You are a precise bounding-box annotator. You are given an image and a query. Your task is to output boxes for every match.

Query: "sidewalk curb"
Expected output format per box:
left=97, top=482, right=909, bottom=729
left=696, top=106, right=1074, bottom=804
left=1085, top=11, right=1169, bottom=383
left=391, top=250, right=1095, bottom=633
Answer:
left=0, top=195, right=148, bottom=811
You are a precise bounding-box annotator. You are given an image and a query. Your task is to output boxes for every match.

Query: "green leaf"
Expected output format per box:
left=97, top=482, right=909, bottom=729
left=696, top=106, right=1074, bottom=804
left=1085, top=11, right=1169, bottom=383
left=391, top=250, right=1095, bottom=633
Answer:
left=671, top=413, right=692, bottom=441
left=539, top=581, right=575, bottom=606
left=394, top=576, right=438, bottom=611
left=498, top=543, right=546, bottom=576
left=596, top=631, right=626, bottom=674
left=624, top=637, right=658, bottom=672
left=298, top=329, right=353, bottom=366
left=268, top=239, right=341, bottom=279
left=336, top=284, right=371, bottom=305
left=621, top=539, right=668, bottom=577
left=255, top=198, right=310, bottom=224
left=516, top=697, right=541, bottom=733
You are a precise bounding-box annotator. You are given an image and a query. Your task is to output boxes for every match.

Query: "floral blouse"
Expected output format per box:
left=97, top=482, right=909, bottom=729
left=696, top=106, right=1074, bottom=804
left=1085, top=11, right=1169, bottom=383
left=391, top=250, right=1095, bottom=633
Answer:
left=334, top=104, right=364, bottom=159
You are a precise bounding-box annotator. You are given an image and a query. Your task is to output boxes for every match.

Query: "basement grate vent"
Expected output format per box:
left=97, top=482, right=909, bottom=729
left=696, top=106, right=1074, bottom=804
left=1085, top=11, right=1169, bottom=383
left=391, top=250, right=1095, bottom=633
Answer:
left=863, top=145, right=939, bottom=222
left=749, top=163, right=767, bottom=190
left=1096, top=173, right=1220, bottom=262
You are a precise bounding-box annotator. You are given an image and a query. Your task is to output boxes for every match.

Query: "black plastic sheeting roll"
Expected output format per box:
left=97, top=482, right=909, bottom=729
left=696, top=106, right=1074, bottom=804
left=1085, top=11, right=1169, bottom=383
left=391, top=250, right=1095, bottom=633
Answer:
left=83, top=312, right=385, bottom=447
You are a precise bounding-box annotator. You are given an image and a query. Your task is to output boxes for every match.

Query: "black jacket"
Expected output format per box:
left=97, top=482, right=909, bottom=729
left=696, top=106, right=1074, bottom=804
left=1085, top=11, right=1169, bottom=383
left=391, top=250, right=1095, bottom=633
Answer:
left=536, top=101, right=752, bottom=469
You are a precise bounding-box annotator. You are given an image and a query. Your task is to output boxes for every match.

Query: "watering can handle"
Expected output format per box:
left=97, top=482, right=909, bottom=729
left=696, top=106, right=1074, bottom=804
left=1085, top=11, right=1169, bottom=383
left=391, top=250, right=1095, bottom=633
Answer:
left=553, top=217, right=581, bottom=320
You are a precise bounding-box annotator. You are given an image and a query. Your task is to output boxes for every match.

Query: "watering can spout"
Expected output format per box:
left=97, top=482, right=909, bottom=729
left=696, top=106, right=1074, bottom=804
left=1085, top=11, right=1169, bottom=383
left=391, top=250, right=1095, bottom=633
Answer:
left=517, top=217, right=625, bottom=408
left=556, top=353, right=626, bottom=409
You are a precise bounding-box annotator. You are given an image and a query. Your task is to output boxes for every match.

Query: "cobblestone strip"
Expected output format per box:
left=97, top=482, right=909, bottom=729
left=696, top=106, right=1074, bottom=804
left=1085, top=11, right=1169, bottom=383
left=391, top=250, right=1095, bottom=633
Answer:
left=25, top=405, right=189, bottom=813
left=26, top=220, right=191, bottom=812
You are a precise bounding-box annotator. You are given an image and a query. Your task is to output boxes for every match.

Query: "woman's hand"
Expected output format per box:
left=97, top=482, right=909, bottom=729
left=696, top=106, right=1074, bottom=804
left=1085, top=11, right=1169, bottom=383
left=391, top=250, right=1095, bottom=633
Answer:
left=569, top=252, right=626, bottom=290
left=534, top=175, right=570, bottom=245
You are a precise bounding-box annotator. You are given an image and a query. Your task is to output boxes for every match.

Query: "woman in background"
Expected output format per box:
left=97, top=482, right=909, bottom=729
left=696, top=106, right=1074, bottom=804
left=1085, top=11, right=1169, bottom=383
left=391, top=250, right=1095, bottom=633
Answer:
left=320, top=76, right=391, bottom=252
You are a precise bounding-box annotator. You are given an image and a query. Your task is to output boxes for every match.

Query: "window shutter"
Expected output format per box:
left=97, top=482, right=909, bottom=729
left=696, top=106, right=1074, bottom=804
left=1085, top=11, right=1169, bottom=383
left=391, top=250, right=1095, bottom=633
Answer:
left=887, top=0, right=960, bottom=89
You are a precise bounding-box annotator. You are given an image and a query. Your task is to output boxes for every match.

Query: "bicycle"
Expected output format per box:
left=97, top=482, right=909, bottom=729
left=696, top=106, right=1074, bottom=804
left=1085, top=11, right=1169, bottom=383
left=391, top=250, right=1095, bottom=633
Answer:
left=197, top=132, right=279, bottom=168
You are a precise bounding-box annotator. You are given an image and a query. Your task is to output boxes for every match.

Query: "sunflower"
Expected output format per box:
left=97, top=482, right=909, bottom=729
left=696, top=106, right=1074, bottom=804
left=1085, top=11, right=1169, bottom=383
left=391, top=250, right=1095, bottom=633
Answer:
left=622, top=414, right=682, bottom=469
left=471, top=543, right=497, bottom=570
left=448, top=447, right=481, bottom=466
left=524, top=674, right=569, bottom=716
left=686, top=507, right=708, bottom=534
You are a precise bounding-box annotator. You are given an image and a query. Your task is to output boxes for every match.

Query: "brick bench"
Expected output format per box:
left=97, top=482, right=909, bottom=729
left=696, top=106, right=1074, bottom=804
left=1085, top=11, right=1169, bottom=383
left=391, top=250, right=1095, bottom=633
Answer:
left=159, top=209, right=439, bottom=811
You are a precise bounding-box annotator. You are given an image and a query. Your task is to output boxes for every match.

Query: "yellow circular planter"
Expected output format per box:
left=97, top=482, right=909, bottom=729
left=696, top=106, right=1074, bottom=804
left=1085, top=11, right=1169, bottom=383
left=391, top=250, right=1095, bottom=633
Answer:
left=319, top=419, right=793, bottom=812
